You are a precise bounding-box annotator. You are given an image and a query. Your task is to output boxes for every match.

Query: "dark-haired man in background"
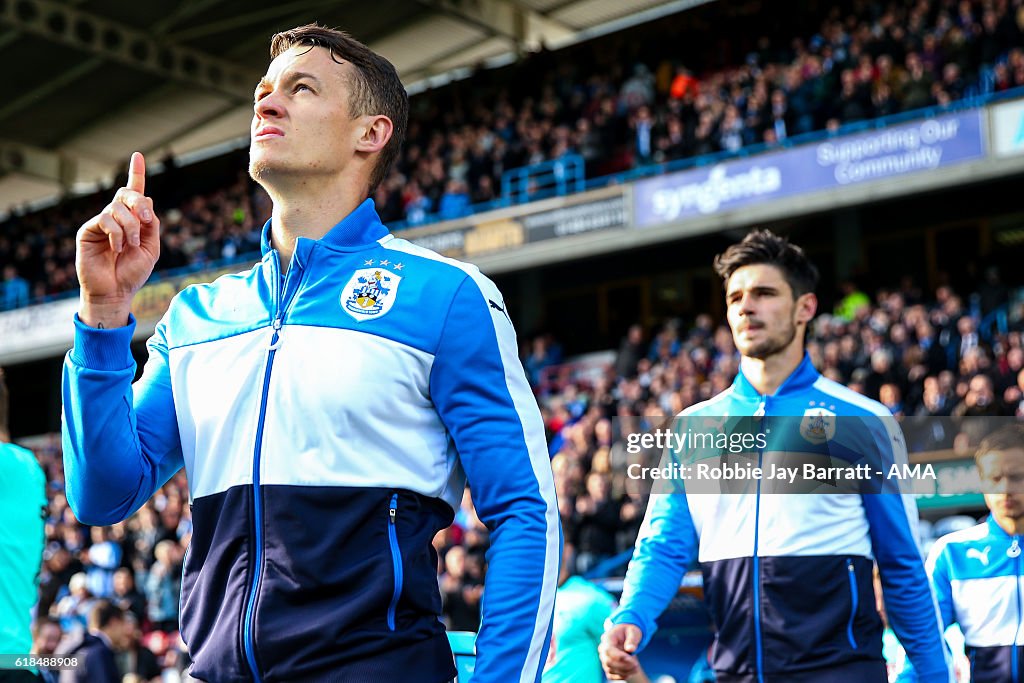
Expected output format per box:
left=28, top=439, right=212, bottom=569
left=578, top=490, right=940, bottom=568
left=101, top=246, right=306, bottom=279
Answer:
left=601, top=230, right=951, bottom=682
left=62, top=24, right=558, bottom=683
left=57, top=601, right=126, bottom=683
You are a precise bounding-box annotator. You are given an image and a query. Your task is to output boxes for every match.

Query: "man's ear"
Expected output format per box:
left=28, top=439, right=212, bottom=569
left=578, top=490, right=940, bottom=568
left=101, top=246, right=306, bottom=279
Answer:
left=355, top=115, right=394, bottom=154
left=796, top=292, right=818, bottom=325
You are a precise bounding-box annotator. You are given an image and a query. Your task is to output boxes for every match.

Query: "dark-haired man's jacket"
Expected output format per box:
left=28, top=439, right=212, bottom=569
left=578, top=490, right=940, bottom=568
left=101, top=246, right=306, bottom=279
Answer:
left=610, top=355, right=952, bottom=682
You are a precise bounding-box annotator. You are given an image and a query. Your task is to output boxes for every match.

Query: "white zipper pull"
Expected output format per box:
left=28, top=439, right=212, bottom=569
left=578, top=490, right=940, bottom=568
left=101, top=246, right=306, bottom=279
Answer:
left=754, top=401, right=766, bottom=417
left=1009, top=538, right=1021, bottom=559
left=268, top=318, right=283, bottom=351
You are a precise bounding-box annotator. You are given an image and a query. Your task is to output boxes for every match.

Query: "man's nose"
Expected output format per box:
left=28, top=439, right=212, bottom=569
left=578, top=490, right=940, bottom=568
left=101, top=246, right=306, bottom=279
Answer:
left=254, top=92, right=283, bottom=120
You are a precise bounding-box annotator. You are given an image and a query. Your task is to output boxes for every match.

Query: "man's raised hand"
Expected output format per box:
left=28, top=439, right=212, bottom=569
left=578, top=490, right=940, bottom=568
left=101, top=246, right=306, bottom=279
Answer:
left=76, top=152, right=161, bottom=328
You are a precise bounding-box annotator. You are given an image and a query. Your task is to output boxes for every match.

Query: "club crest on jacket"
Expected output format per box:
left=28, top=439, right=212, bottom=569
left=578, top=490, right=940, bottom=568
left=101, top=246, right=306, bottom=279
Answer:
left=342, top=267, right=402, bottom=321
left=800, top=407, right=836, bottom=445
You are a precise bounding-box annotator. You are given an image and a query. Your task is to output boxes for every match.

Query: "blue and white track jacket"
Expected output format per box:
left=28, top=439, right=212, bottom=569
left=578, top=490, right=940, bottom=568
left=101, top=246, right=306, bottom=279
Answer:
left=927, top=516, right=1024, bottom=683
left=610, top=354, right=952, bottom=682
left=61, top=199, right=560, bottom=683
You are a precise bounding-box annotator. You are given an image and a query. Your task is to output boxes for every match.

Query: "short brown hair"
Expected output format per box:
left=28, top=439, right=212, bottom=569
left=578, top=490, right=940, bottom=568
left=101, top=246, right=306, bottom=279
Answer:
left=976, top=423, right=1024, bottom=463
left=270, top=24, right=408, bottom=195
left=713, top=229, right=819, bottom=298
left=88, top=599, right=125, bottom=631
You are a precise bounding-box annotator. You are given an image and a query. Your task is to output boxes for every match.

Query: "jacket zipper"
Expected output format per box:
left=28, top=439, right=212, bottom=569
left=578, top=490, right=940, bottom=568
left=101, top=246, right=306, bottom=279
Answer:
left=846, top=558, right=859, bottom=649
left=1014, top=537, right=1021, bottom=683
left=241, top=251, right=304, bottom=682
left=752, top=397, right=767, bottom=683
left=387, top=493, right=403, bottom=631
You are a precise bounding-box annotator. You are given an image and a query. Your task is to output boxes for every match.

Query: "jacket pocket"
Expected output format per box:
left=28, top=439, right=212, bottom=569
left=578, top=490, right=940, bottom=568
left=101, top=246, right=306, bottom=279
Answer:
left=387, top=493, right=403, bottom=631
left=846, top=558, right=858, bottom=649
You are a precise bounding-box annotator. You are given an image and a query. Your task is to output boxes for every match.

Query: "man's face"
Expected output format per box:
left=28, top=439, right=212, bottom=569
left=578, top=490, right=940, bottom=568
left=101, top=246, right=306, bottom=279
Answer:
left=978, top=449, right=1024, bottom=523
left=725, top=264, right=815, bottom=360
left=249, top=45, right=363, bottom=183
left=113, top=570, right=131, bottom=595
left=970, top=376, right=994, bottom=405
left=35, top=623, right=61, bottom=655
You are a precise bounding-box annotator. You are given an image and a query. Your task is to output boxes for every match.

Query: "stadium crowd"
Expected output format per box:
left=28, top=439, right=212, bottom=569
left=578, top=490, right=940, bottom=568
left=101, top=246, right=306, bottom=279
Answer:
left=3, top=0, right=1024, bottom=310
left=17, top=272, right=1022, bottom=680
left=5, top=0, right=1024, bottom=678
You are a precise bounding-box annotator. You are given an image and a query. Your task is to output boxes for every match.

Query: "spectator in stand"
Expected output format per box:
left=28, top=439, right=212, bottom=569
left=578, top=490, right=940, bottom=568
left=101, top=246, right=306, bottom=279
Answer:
left=880, top=383, right=905, bottom=417
left=835, top=281, right=871, bottom=322
left=32, top=617, right=63, bottom=657
left=630, top=106, right=655, bottom=166
left=438, top=179, right=471, bottom=220
left=37, top=544, right=81, bottom=622
left=952, top=373, right=1006, bottom=418
left=916, top=375, right=954, bottom=417
left=615, top=325, right=646, bottom=379
left=574, top=472, right=621, bottom=575
left=83, top=526, right=120, bottom=599
left=1007, top=368, right=1024, bottom=416
left=54, top=573, right=94, bottom=636
left=57, top=600, right=128, bottom=683
left=30, top=618, right=63, bottom=683
left=109, top=568, right=147, bottom=628
left=0, top=264, right=30, bottom=310
left=525, top=335, right=561, bottom=386
left=441, top=545, right=479, bottom=632
left=142, top=541, right=181, bottom=634
left=115, top=614, right=162, bottom=683
left=865, top=348, right=901, bottom=401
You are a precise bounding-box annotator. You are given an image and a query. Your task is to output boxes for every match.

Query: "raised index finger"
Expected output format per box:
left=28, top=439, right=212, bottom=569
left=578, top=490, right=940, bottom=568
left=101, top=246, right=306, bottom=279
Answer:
left=127, top=151, right=146, bottom=194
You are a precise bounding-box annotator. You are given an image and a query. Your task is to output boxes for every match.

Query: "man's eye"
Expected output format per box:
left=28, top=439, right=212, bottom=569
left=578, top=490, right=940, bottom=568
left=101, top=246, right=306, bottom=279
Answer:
left=294, top=83, right=312, bottom=93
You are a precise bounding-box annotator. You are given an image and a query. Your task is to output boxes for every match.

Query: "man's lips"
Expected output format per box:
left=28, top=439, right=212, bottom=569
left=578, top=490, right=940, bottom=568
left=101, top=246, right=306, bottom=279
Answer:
left=254, top=126, right=284, bottom=140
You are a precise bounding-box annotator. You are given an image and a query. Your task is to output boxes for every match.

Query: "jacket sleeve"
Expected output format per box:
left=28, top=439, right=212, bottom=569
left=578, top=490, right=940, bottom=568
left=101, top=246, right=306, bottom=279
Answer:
left=429, top=274, right=561, bottom=683
left=61, top=314, right=184, bottom=526
left=861, top=416, right=953, bottom=682
left=924, top=540, right=956, bottom=630
left=609, top=489, right=698, bottom=651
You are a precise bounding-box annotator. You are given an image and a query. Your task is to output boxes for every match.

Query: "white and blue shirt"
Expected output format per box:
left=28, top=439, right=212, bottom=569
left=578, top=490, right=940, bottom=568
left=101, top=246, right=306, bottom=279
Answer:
left=61, top=199, right=560, bottom=683
left=928, top=515, right=1024, bottom=683
left=610, top=354, right=952, bottom=682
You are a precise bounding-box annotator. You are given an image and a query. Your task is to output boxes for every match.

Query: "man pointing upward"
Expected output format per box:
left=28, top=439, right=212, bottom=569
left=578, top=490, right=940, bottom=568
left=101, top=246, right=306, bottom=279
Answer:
left=63, top=24, right=559, bottom=683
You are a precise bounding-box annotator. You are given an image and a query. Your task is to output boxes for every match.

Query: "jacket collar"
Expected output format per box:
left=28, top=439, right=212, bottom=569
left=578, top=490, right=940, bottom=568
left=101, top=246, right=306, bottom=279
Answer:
left=260, top=198, right=389, bottom=256
left=987, top=514, right=1020, bottom=540
left=732, top=352, right=820, bottom=400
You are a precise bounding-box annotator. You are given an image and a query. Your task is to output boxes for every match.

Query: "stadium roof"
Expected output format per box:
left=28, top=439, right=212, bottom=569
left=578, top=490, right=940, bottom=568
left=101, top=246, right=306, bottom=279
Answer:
left=0, top=0, right=710, bottom=214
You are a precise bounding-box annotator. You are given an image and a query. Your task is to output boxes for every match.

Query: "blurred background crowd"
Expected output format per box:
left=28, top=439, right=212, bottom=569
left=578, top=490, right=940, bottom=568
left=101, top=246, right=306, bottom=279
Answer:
left=3, top=0, right=1024, bottom=310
